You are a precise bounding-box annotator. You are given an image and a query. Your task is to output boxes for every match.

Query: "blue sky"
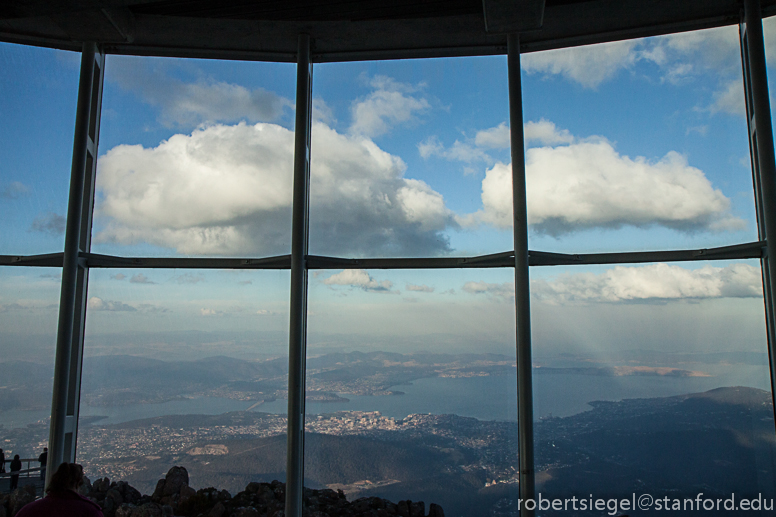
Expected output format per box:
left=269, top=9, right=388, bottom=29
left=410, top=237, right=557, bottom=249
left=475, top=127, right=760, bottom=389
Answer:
left=1, top=23, right=775, bottom=384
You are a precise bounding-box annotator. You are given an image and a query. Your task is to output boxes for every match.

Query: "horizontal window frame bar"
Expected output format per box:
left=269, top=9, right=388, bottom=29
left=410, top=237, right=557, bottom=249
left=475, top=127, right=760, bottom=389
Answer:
left=84, top=252, right=292, bottom=269
left=0, top=252, right=67, bottom=267
left=0, top=241, right=764, bottom=270
left=529, top=240, right=765, bottom=266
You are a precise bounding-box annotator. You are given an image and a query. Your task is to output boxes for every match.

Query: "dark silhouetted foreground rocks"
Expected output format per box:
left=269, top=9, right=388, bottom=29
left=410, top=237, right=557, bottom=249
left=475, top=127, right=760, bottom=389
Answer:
left=1, top=467, right=445, bottom=517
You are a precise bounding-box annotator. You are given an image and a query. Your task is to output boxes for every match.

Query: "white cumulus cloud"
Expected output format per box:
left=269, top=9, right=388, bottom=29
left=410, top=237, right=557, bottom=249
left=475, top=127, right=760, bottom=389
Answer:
left=95, top=120, right=457, bottom=257
left=465, top=128, right=743, bottom=236
left=474, top=122, right=511, bottom=149
left=523, top=119, right=575, bottom=146
left=323, top=269, right=396, bottom=293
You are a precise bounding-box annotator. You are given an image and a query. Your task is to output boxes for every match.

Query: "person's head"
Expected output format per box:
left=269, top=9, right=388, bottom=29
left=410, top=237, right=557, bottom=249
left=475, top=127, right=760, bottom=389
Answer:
left=46, top=463, right=84, bottom=494
left=43, top=447, right=47, bottom=451
left=14, top=455, right=19, bottom=460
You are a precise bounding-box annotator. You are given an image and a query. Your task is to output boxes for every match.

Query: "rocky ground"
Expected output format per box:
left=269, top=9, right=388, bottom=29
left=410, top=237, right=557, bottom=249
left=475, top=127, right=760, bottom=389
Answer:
left=0, top=466, right=445, bottom=517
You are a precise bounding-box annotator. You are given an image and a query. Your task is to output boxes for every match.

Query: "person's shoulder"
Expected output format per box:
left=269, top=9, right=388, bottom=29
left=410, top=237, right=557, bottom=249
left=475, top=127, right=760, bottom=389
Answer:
left=14, top=497, right=50, bottom=517
left=40, top=492, right=104, bottom=516
left=74, top=491, right=104, bottom=515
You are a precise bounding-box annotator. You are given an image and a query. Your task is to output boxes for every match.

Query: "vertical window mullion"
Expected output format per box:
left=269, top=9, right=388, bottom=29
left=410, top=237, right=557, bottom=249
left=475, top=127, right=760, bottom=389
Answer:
left=742, top=0, right=776, bottom=428
left=508, top=33, right=536, bottom=516
left=285, top=33, right=313, bottom=517
left=49, top=42, right=104, bottom=481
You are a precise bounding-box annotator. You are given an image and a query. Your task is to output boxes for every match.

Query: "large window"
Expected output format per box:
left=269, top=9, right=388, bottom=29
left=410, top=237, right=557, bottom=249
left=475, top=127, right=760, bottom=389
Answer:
left=91, top=55, right=297, bottom=258
left=521, top=25, right=756, bottom=254
left=303, top=57, right=517, bottom=515
left=69, top=54, right=297, bottom=491
left=521, top=26, right=776, bottom=512
left=79, top=268, right=290, bottom=493
left=0, top=43, right=80, bottom=255
left=0, top=267, right=60, bottom=473
left=304, top=268, right=518, bottom=516
left=532, top=260, right=776, bottom=509
left=309, top=57, right=511, bottom=258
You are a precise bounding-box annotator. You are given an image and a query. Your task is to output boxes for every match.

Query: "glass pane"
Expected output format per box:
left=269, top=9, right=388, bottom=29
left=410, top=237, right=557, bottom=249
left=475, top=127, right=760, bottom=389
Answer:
left=0, top=43, right=79, bottom=255
left=91, top=56, right=297, bottom=258
left=531, top=260, right=776, bottom=511
left=309, top=57, right=512, bottom=258
left=762, top=15, right=776, bottom=161
left=79, top=268, right=290, bottom=495
left=521, top=26, right=757, bottom=255
left=304, top=268, right=518, bottom=517
left=0, top=266, right=60, bottom=489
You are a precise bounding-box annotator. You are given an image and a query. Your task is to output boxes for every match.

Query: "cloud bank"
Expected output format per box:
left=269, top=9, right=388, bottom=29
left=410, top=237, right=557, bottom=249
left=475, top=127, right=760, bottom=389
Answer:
left=532, top=263, right=762, bottom=303
left=96, top=65, right=742, bottom=255
left=465, top=263, right=762, bottom=304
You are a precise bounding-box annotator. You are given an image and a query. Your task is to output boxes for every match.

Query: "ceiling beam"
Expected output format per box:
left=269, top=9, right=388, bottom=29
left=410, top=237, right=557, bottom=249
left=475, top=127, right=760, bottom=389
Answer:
left=1, top=0, right=775, bottom=60
left=482, top=0, right=545, bottom=33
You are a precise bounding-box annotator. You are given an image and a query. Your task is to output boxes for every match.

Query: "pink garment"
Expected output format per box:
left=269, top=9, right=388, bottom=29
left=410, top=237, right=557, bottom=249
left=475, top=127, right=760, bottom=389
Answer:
left=15, top=490, right=103, bottom=517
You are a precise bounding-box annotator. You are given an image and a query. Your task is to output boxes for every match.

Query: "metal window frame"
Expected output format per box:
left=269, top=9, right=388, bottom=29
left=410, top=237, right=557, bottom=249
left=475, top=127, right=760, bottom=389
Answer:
left=742, top=0, right=776, bottom=432
left=2, top=5, right=775, bottom=512
left=47, top=42, right=104, bottom=486
left=1, top=241, right=764, bottom=270
left=508, top=33, right=535, bottom=515
left=285, top=33, right=313, bottom=517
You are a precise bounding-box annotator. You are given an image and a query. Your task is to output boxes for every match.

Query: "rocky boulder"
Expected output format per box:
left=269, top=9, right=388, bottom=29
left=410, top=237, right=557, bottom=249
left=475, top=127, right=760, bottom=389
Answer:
left=8, top=465, right=445, bottom=517
left=8, top=486, right=36, bottom=517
